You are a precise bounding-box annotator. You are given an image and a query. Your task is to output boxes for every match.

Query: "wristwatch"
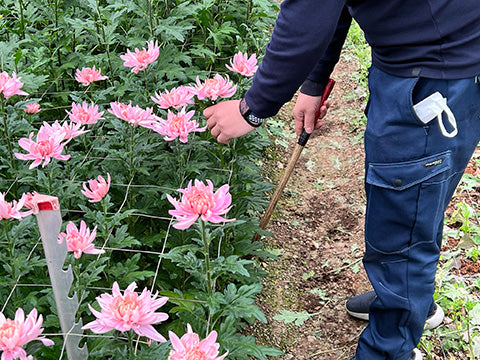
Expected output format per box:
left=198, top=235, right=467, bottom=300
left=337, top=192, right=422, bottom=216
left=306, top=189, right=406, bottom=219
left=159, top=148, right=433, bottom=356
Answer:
left=239, top=98, right=265, bottom=127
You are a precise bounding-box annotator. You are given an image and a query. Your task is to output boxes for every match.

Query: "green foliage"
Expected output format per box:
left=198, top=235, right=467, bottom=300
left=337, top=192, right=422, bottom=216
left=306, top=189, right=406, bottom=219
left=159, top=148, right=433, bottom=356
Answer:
left=446, top=201, right=480, bottom=247
left=421, top=193, right=480, bottom=359
left=273, top=309, right=312, bottom=326
left=343, top=20, right=371, bottom=90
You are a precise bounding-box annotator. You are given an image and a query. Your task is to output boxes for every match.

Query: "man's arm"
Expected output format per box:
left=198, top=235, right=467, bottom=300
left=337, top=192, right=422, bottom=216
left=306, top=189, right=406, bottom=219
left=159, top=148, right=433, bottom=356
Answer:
left=300, top=6, right=352, bottom=97
left=294, top=6, right=352, bottom=136
left=244, top=0, right=348, bottom=118
left=205, top=0, right=348, bottom=144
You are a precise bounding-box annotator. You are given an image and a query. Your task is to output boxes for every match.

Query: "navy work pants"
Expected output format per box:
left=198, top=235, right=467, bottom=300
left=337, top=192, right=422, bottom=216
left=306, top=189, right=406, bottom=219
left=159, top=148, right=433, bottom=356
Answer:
left=355, top=66, right=480, bottom=360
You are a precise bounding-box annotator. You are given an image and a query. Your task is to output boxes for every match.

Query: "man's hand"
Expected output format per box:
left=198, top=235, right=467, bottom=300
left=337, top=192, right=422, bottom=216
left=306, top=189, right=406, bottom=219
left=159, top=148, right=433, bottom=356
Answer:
left=204, top=100, right=256, bottom=144
left=293, top=92, right=330, bottom=138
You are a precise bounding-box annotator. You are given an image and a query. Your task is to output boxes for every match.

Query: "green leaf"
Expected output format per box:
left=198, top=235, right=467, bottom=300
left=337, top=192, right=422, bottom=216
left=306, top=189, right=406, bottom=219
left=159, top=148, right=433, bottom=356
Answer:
left=273, top=310, right=312, bottom=326
left=309, top=288, right=330, bottom=301
left=470, top=303, right=480, bottom=325
left=302, top=270, right=315, bottom=280
left=213, top=255, right=253, bottom=278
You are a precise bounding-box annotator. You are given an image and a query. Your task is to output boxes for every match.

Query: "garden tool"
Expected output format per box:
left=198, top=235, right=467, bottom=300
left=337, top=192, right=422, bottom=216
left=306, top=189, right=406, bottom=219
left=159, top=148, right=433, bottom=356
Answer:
left=253, top=79, right=335, bottom=241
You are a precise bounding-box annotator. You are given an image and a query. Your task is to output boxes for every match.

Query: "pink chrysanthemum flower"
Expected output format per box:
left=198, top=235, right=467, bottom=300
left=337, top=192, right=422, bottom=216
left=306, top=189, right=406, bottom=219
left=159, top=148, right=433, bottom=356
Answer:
left=193, top=74, right=237, bottom=101
left=152, top=108, right=206, bottom=143
left=226, top=51, right=258, bottom=77
left=40, top=121, right=88, bottom=142
left=151, top=86, right=195, bottom=109
left=166, top=179, right=235, bottom=230
left=67, top=102, right=104, bottom=125
left=0, top=308, right=54, bottom=360
left=82, top=281, right=169, bottom=342
left=58, top=220, right=104, bottom=259
left=15, top=127, right=71, bottom=169
left=108, top=101, right=158, bottom=129
left=75, top=66, right=108, bottom=86
left=168, top=324, right=228, bottom=360
left=0, top=72, right=28, bottom=99
left=81, top=173, right=111, bottom=203
left=24, top=103, right=41, bottom=114
left=120, top=40, right=160, bottom=73
left=0, top=193, right=32, bottom=221
left=21, top=192, right=37, bottom=212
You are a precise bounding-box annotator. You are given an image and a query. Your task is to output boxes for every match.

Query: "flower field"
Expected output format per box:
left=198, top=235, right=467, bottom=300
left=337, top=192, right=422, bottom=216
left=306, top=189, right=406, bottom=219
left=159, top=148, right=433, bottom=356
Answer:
left=0, top=0, right=283, bottom=358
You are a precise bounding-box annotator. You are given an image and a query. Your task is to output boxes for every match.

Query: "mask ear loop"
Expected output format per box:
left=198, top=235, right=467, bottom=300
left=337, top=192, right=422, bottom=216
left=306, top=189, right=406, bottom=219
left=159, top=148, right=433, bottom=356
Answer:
left=436, top=98, right=457, bottom=138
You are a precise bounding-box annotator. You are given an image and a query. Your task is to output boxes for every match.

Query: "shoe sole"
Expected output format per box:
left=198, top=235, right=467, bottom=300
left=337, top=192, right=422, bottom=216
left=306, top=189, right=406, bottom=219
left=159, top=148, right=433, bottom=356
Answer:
left=346, top=303, right=444, bottom=330
left=412, top=348, right=423, bottom=360
left=346, top=307, right=370, bottom=321
left=424, top=304, right=444, bottom=330
left=351, top=348, right=423, bottom=359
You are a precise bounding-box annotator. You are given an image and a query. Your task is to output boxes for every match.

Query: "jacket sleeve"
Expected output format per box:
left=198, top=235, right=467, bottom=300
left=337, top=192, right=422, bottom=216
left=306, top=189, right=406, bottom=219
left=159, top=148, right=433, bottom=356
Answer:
left=244, top=0, right=348, bottom=118
left=300, top=6, right=352, bottom=96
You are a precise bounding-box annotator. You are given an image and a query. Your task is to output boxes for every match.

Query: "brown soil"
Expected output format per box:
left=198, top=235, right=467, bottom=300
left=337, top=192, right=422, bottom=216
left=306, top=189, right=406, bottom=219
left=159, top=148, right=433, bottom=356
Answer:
left=252, top=58, right=370, bottom=360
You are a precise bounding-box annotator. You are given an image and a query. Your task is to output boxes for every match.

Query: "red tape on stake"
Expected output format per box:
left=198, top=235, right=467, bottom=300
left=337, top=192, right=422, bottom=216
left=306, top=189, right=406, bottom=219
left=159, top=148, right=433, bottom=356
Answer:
left=30, top=193, right=60, bottom=214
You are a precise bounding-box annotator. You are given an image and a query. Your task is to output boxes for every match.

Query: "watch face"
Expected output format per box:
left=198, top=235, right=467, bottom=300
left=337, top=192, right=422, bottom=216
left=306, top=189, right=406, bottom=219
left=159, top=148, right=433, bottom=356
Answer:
left=239, top=98, right=251, bottom=116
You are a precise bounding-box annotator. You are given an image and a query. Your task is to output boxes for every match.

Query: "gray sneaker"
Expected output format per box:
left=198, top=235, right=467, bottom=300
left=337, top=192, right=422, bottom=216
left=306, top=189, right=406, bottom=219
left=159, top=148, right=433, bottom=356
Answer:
left=350, top=348, right=423, bottom=360
left=412, top=348, right=424, bottom=360
left=346, top=290, right=444, bottom=330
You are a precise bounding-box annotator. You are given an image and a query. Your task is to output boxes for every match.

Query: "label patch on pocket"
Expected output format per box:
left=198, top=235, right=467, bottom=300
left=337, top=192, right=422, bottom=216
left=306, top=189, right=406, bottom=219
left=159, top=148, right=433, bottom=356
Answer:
left=422, top=157, right=445, bottom=168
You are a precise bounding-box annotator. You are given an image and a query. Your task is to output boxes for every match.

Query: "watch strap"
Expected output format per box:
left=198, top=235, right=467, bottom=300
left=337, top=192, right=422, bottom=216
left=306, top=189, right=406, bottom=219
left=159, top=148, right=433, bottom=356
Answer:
left=239, top=98, right=264, bottom=127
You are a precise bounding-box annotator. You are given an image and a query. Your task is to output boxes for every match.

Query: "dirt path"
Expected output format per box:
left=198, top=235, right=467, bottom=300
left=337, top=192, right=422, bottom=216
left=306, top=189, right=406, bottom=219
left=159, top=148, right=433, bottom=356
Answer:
left=253, top=58, right=372, bottom=360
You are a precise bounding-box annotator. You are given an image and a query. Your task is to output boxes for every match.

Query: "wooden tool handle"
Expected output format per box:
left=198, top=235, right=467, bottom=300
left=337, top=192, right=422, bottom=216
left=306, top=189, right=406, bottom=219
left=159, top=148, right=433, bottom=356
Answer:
left=253, top=79, right=335, bottom=242
left=258, top=144, right=304, bottom=231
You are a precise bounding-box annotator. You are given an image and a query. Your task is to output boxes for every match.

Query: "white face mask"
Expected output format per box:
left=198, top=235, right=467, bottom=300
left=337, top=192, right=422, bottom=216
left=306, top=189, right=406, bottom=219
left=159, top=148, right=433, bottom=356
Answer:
left=413, top=91, right=458, bottom=138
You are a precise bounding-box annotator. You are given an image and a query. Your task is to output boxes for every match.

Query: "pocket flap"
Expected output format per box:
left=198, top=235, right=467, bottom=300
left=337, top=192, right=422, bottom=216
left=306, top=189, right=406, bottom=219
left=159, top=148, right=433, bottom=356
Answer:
left=366, top=151, right=451, bottom=191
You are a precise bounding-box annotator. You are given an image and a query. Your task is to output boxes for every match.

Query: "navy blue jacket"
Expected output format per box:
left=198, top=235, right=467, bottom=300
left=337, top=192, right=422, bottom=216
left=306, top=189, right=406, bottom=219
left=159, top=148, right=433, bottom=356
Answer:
left=245, top=0, right=480, bottom=118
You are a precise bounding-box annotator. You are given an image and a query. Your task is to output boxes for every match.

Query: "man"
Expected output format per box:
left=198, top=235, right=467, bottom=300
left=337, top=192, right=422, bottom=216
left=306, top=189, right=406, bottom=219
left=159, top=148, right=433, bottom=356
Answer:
left=204, top=1, right=480, bottom=359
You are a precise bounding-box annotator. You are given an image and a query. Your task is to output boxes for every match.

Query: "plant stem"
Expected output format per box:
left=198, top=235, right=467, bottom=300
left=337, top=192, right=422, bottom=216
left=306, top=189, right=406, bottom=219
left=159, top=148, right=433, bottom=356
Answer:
left=96, top=0, right=114, bottom=79
left=3, top=221, right=19, bottom=304
left=53, top=0, right=63, bottom=74
left=3, top=221, right=14, bottom=259
left=174, top=141, right=186, bottom=183
left=74, top=260, right=82, bottom=292
left=246, top=0, right=253, bottom=22
left=129, top=125, right=135, bottom=179
left=143, top=69, right=149, bottom=95
left=48, top=166, right=53, bottom=194
left=148, top=0, right=154, bottom=36
left=54, top=0, right=58, bottom=28
left=101, top=34, right=113, bottom=83
left=18, top=0, right=25, bottom=39
left=102, top=197, right=109, bottom=236
left=200, top=220, right=213, bottom=295
left=73, top=259, right=88, bottom=323
left=466, top=316, right=475, bottom=360
left=0, top=98, right=15, bottom=171
left=127, top=331, right=135, bottom=357
left=200, top=220, right=213, bottom=334
left=72, top=7, right=76, bottom=53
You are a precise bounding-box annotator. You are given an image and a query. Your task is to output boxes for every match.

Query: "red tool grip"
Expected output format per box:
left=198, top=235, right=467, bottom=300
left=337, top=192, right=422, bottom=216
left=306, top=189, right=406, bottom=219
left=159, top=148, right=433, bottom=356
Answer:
left=314, top=78, right=336, bottom=121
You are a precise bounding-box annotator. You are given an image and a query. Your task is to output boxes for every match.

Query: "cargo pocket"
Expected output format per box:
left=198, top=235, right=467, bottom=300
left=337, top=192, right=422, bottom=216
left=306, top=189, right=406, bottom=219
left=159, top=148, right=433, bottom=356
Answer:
left=365, top=150, right=452, bottom=255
